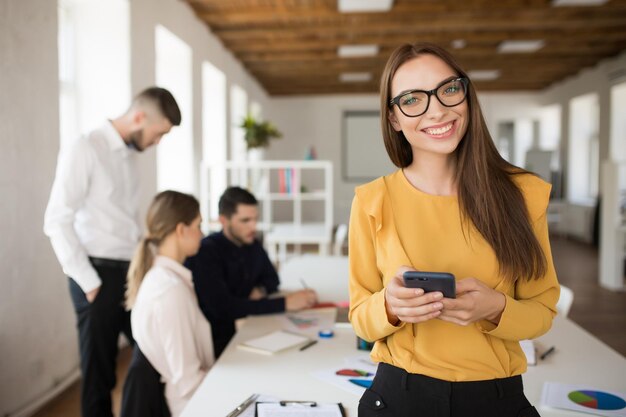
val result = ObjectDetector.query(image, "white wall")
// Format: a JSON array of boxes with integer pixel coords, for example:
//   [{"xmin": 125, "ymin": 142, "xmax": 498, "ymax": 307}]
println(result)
[
  {"xmin": 538, "ymin": 50, "xmax": 626, "ymax": 242},
  {"xmin": 0, "ymin": 0, "xmax": 268, "ymax": 415},
  {"xmin": 0, "ymin": 1, "xmax": 79, "ymax": 415},
  {"xmin": 539, "ymin": 50, "xmax": 626, "ymax": 197},
  {"xmin": 266, "ymin": 95, "xmax": 379, "ymax": 225},
  {"xmin": 265, "ymin": 92, "xmax": 543, "ymax": 224}
]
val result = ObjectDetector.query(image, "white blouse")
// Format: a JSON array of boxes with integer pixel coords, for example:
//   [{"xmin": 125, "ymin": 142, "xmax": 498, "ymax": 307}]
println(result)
[{"xmin": 131, "ymin": 255, "xmax": 215, "ymax": 417}]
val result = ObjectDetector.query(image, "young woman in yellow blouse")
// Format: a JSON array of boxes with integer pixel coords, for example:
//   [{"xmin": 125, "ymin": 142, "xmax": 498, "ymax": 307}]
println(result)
[{"xmin": 349, "ymin": 42, "xmax": 560, "ymax": 417}]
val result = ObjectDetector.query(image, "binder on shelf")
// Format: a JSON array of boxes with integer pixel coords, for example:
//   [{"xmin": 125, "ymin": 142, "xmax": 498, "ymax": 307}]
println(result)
[
  {"xmin": 285, "ymin": 168, "xmax": 294, "ymax": 194},
  {"xmin": 278, "ymin": 168, "xmax": 286, "ymax": 194}
]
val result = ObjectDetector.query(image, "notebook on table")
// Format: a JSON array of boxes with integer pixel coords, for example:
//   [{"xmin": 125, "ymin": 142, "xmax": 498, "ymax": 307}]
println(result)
[{"xmin": 238, "ymin": 330, "xmax": 311, "ymax": 355}]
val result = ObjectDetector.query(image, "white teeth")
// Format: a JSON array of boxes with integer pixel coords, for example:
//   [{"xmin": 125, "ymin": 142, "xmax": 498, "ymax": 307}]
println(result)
[{"xmin": 424, "ymin": 123, "xmax": 453, "ymax": 135}]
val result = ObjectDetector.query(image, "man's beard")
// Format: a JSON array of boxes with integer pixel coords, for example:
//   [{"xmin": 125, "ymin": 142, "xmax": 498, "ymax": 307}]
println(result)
[
  {"xmin": 226, "ymin": 224, "xmax": 251, "ymax": 246},
  {"xmin": 128, "ymin": 129, "xmax": 144, "ymax": 152}
]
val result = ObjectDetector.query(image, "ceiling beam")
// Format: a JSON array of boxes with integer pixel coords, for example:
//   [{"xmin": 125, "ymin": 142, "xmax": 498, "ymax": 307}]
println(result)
[
  {"xmin": 237, "ymin": 44, "xmax": 624, "ymax": 67},
  {"xmin": 222, "ymin": 31, "xmax": 626, "ymax": 54},
  {"xmin": 196, "ymin": 3, "xmax": 626, "ymax": 28},
  {"xmin": 235, "ymin": 38, "xmax": 626, "ymax": 62}
]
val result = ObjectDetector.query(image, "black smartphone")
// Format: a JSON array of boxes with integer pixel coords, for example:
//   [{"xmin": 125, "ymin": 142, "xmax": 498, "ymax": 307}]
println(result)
[{"xmin": 402, "ymin": 271, "xmax": 456, "ymax": 298}]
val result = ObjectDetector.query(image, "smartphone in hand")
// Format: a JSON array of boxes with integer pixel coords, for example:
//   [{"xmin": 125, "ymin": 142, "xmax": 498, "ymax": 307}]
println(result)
[{"xmin": 403, "ymin": 271, "xmax": 456, "ymax": 299}]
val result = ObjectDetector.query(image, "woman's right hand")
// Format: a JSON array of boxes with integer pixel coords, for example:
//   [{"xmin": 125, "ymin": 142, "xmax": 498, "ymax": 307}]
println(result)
[{"xmin": 384, "ymin": 266, "xmax": 444, "ymax": 325}]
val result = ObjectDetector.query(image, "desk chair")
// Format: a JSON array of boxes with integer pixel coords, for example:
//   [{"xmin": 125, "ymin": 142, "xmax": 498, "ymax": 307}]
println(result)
[
  {"xmin": 279, "ymin": 254, "xmax": 349, "ymax": 303},
  {"xmin": 121, "ymin": 344, "xmax": 171, "ymax": 417},
  {"xmin": 556, "ymin": 284, "xmax": 574, "ymax": 317}
]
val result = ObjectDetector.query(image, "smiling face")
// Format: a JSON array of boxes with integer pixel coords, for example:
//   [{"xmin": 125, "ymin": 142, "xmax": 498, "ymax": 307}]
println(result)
[{"xmin": 388, "ymin": 54, "xmax": 469, "ymax": 163}]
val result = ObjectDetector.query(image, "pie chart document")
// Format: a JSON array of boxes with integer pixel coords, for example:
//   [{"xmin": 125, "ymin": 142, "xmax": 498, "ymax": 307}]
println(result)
[{"xmin": 541, "ymin": 382, "xmax": 626, "ymax": 417}]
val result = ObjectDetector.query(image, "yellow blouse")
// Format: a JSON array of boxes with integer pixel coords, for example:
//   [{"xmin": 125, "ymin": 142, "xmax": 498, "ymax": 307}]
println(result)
[{"xmin": 348, "ymin": 170, "xmax": 559, "ymax": 381}]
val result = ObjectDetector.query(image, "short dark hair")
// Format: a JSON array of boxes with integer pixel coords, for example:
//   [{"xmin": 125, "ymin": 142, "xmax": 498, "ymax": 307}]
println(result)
[
  {"xmin": 133, "ymin": 87, "xmax": 182, "ymax": 126},
  {"xmin": 218, "ymin": 187, "xmax": 258, "ymax": 218}
]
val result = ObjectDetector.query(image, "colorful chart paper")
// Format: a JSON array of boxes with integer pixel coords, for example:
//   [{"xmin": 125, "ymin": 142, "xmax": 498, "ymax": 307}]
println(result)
[
  {"xmin": 541, "ymin": 382, "xmax": 626, "ymax": 417},
  {"xmin": 568, "ymin": 390, "xmax": 626, "ymax": 411},
  {"xmin": 349, "ymin": 379, "xmax": 373, "ymax": 389},
  {"xmin": 336, "ymin": 369, "xmax": 374, "ymax": 377}
]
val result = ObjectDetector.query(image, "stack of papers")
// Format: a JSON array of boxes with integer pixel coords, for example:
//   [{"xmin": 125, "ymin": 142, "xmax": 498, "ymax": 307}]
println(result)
[
  {"xmin": 238, "ymin": 330, "xmax": 311, "ymax": 355},
  {"xmin": 256, "ymin": 402, "xmax": 344, "ymax": 417}
]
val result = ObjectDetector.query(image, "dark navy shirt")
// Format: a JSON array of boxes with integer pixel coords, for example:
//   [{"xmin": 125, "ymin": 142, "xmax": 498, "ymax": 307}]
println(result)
[{"xmin": 185, "ymin": 231, "xmax": 285, "ymax": 357}]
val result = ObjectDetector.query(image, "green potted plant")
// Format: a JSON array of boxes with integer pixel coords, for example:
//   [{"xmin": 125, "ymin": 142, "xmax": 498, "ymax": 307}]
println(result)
[{"xmin": 240, "ymin": 114, "xmax": 283, "ymax": 149}]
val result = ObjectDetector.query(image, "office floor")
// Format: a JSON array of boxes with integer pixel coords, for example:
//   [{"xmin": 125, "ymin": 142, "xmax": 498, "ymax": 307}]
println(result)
[{"xmin": 31, "ymin": 236, "xmax": 625, "ymax": 417}]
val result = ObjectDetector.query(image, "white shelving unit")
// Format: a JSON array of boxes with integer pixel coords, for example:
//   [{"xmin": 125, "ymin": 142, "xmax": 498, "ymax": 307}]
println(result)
[
  {"xmin": 599, "ymin": 160, "xmax": 626, "ymax": 290},
  {"xmin": 200, "ymin": 160, "xmax": 333, "ymax": 263}
]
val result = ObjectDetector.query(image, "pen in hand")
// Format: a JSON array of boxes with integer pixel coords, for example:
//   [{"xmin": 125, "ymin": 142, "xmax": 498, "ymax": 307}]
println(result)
[
  {"xmin": 300, "ymin": 278, "xmax": 309, "ymax": 289},
  {"xmin": 540, "ymin": 346, "xmax": 556, "ymax": 360}
]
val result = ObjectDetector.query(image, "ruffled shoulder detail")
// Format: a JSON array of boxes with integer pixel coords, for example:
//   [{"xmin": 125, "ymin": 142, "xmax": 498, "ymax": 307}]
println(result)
[
  {"xmin": 512, "ymin": 173, "xmax": 552, "ymax": 221},
  {"xmin": 354, "ymin": 177, "xmax": 387, "ymax": 231}
]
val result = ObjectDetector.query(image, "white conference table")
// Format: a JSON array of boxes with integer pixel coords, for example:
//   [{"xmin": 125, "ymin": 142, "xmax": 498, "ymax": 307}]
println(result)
[{"xmin": 181, "ymin": 314, "xmax": 626, "ymax": 417}]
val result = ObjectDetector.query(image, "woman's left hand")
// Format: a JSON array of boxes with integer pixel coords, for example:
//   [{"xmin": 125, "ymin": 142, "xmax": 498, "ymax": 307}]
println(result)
[{"xmin": 438, "ymin": 278, "xmax": 506, "ymax": 326}]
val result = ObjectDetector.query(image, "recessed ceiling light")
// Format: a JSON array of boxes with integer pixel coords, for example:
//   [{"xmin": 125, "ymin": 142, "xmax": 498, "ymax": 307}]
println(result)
[
  {"xmin": 451, "ymin": 39, "xmax": 467, "ymax": 49},
  {"xmin": 498, "ymin": 40, "xmax": 545, "ymax": 53},
  {"xmin": 338, "ymin": 0, "xmax": 394, "ymax": 13},
  {"xmin": 338, "ymin": 44, "xmax": 379, "ymax": 58},
  {"xmin": 339, "ymin": 72, "xmax": 372, "ymax": 83},
  {"xmin": 552, "ymin": 0, "xmax": 608, "ymax": 6},
  {"xmin": 467, "ymin": 70, "xmax": 501, "ymax": 81}
]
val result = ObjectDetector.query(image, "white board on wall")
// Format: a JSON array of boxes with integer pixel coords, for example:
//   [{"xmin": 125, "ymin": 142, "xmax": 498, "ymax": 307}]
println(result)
[{"xmin": 342, "ymin": 111, "xmax": 396, "ymax": 181}]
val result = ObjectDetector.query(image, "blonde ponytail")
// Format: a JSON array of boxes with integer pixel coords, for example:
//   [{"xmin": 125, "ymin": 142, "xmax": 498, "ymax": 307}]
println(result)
[
  {"xmin": 125, "ymin": 190, "xmax": 200, "ymax": 310},
  {"xmin": 125, "ymin": 237, "xmax": 155, "ymax": 310}
]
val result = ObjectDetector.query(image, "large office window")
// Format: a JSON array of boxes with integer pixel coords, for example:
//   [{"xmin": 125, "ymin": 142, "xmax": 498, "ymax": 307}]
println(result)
[
  {"xmin": 538, "ymin": 104, "xmax": 562, "ymax": 194},
  {"xmin": 58, "ymin": 3, "xmax": 78, "ymax": 150},
  {"xmin": 539, "ymin": 104, "xmax": 562, "ymax": 152},
  {"xmin": 202, "ymin": 61, "xmax": 227, "ymax": 221},
  {"xmin": 155, "ymin": 25, "xmax": 193, "ymax": 193},
  {"xmin": 250, "ymin": 101, "xmax": 262, "ymax": 120},
  {"xmin": 230, "ymin": 84, "xmax": 248, "ymax": 163},
  {"xmin": 58, "ymin": 0, "xmax": 130, "ymax": 148},
  {"xmin": 568, "ymin": 93, "xmax": 599, "ymax": 204}
]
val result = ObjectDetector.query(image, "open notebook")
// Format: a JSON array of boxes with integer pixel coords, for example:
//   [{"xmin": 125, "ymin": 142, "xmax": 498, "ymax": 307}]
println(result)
[{"xmin": 238, "ymin": 330, "xmax": 311, "ymax": 355}]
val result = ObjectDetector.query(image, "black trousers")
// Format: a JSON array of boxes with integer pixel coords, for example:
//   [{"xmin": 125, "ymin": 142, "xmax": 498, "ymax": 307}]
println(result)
[
  {"xmin": 358, "ymin": 363, "xmax": 541, "ymax": 417},
  {"xmin": 68, "ymin": 257, "xmax": 134, "ymax": 417}
]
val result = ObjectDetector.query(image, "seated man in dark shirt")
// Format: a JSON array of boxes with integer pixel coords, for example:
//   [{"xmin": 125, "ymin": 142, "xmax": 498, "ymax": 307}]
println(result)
[{"xmin": 186, "ymin": 186, "xmax": 318, "ymax": 358}]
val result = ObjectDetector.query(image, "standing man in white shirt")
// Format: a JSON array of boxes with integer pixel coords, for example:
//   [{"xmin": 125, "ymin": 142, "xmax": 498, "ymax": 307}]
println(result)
[{"xmin": 44, "ymin": 87, "xmax": 181, "ymax": 417}]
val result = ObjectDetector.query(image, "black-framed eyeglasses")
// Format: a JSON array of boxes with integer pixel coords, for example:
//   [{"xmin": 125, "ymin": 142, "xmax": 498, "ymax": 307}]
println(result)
[{"xmin": 389, "ymin": 77, "xmax": 469, "ymax": 118}]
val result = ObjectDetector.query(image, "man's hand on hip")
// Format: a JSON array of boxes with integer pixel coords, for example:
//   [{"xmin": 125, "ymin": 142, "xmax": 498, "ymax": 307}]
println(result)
[{"xmin": 85, "ymin": 286, "xmax": 101, "ymax": 303}]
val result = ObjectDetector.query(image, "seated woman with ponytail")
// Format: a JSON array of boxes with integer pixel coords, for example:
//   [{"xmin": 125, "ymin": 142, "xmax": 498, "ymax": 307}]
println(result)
[{"xmin": 123, "ymin": 190, "xmax": 214, "ymax": 417}]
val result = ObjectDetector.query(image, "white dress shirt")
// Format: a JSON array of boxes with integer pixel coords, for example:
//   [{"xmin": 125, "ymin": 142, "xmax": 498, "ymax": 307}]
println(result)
[
  {"xmin": 132, "ymin": 256, "xmax": 215, "ymax": 417},
  {"xmin": 44, "ymin": 121, "xmax": 141, "ymax": 292}
]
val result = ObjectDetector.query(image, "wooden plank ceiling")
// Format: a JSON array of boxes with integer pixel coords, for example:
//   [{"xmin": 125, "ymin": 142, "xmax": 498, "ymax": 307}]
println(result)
[{"xmin": 184, "ymin": 0, "xmax": 626, "ymax": 96}]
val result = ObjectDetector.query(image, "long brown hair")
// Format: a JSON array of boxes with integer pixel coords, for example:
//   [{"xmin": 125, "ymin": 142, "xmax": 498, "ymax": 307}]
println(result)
[
  {"xmin": 380, "ymin": 42, "xmax": 546, "ymax": 284},
  {"xmin": 125, "ymin": 190, "xmax": 200, "ymax": 309}
]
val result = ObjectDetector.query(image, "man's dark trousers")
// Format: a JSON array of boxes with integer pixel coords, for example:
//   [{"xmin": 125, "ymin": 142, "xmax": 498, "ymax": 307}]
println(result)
[{"xmin": 68, "ymin": 258, "xmax": 134, "ymax": 417}]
